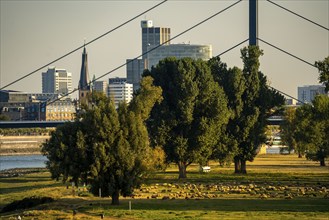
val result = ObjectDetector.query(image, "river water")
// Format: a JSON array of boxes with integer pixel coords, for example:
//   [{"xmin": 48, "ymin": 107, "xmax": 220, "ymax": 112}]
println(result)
[{"xmin": 0, "ymin": 155, "xmax": 47, "ymax": 171}]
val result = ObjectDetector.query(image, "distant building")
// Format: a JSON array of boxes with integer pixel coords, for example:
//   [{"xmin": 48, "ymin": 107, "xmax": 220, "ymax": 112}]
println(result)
[
  {"xmin": 42, "ymin": 67, "xmax": 72, "ymax": 95},
  {"xmin": 297, "ymin": 85, "xmax": 327, "ymax": 104},
  {"xmin": 147, "ymin": 44, "xmax": 212, "ymax": 69},
  {"xmin": 109, "ymin": 77, "xmax": 127, "ymax": 84},
  {"xmin": 285, "ymin": 98, "xmax": 297, "ymax": 106},
  {"xmin": 0, "ymin": 90, "xmax": 30, "ymax": 103},
  {"xmin": 108, "ymin": 82, "xmax": 133, "ymax": 108},
  {"xmin": 93, "ymin": 80, "xmax": 108, "ymax": 96},
  {"xmin": 141, "ymin": 20, "xmax": 171, "ymax": 61},
  {"xmin": 127, "ymin": 20, "xmax": 171, "ymax": 91},
  {"xmin": 40, "ymin": 100, "xmax": 75, "ymax": 121},
  {"xmin": 126, "ymin": 59, "xmax": 145, "ymax": 91},
  {"xmin": 0, "ymin": 90, "xmax": 75, "ymax": 121}
]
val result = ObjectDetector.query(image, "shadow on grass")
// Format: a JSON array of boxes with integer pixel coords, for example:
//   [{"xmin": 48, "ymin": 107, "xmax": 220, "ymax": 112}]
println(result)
[
  {"xmin": 0, "ymin": 176, "xmax": 51, "ymax": 184},
  {"xmin": 72, "ymin": 198, "xmax": 329, "ymax": 213},
  {"xmin": 0, "ymin": 182, "xmax": 62, "ymax": 194}
]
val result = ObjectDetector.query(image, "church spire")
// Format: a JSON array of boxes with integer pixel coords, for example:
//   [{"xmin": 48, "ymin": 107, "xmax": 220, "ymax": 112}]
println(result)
[
  {"xmin": 79, "ymin": 45, "xmax": 90, "ymax": 90},
  {"xmin": 79, "ymin": 45, "xmax": 91, "ymax": 105}
]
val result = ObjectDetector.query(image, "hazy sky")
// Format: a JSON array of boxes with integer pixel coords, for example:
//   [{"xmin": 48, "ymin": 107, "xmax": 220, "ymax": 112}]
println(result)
[{"xmin": 1, "ymin": 0, "xmax": 328, "ymax": 99}]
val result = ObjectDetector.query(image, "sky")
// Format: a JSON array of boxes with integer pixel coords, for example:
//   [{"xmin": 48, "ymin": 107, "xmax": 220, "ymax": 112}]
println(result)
[{"xmin": 1, "ymin": 0, "xmax": 328, "ymax": 99}]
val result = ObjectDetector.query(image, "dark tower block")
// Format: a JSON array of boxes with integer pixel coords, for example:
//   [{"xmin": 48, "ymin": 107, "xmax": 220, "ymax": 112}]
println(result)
[
  {"xmin": 249, "ymin": 0, "xmax": 258, "ymax": 46},
  {"xmin": 79, "ymin": 47, "xmax": 91, "ymax": 105}
]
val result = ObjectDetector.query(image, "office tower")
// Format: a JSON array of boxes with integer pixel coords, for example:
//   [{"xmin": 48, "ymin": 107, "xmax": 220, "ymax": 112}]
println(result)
[
  {"xmin": 141, "ymin": 20, "xmax": 171, "ymax": 60},
  {"xmin": 126, "ymin": 59, "xmax": 144, "ymax": 91},
  {"xmin": 42, "ymin": 67, "xmax": 72, "ymax": 95},
  {"xmin": 297, "ymin": 85, "xmax": 327, "ymax": 104},
  {"xmin": 147, "ymin": 43, "xmax": 212, "ymax": 69},
  {"xmin": 93, "ymin": 80, "xmax": 108, "ymax": 96},
  {"xmin": 127, "ymin": 20, "xmax": 171, "ymax": 91},
  {"xmin": 108, "ymin": 81, "xmax": 133, "ymax": 108}
]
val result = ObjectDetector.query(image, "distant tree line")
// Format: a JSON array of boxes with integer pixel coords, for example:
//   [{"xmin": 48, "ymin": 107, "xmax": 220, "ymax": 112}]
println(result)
[{"xmin": 0, "ymin": 128, "xmax": 51, "ymax": 136}]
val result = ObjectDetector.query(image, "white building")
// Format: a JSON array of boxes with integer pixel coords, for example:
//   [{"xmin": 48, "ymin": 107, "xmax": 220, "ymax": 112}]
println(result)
[
  {"xmin": 108, "ymin": 82, "xmax": 133, "ymax": 108},
  {"xmin": 297, "ymin": 85, "xmax": 327, "ymax": 104},
  {"xmin": 42, "ymin": 67, "xmax": 72, "ymax": 95},
  {"xmin": 93, "ymin": 80, "xmax": 108, "ymax": 96},
  {"xmin": 147, "ymin": 44, "xmax": 212, "ymax": 69},
  {"xmin": 285, "ymin": 98, "xmax": 297, "ymax": 106}
]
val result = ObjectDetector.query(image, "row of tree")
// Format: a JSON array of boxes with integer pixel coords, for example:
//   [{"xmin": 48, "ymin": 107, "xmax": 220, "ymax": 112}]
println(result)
[
  {"xmin": 146, "ymin": 46, "xmax": 284, "ymax": 177},
  {"xmin": 42, "ymin": 46, "xmax": 285, "ymax": 204},
  {"xmin": 281, "ymin": 56, "xmax": 329, "ymax": 166}
]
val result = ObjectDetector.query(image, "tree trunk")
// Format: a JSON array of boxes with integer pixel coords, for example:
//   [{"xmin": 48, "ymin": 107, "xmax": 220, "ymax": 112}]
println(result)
[
  {"xmin": 240, "ymin": 160, "xmax": 247, "ymax": 174},
  {"xmin": 234, "ymin": 158, "xmax": 241, "ymax": 174},
  {"xmin": 111, "ymin": 190, "xmax": 120, "ymax": 205},
  {"xmin": 320, "ymin": 158, "xmax": 326, "ymax": 166},
  {"xmin": 298, "ymin": 152, "xmax": 302, "ymax": 158},
  {"xmin": 178, "ymin": 162, "xmax": 187, "ymax": 179}
]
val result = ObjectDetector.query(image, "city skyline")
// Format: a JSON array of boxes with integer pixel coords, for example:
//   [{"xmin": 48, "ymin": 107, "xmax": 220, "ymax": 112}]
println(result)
[{"xmin": 1, "ymin": 0, "xmax": 328, "ymax": 99}]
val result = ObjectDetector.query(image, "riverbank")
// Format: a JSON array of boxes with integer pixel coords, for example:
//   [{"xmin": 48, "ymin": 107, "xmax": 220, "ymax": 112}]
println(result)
[
  {"xmin": 0, "ymin": 136, "xmax": 48, "ymax": 156},
  {"xmin": 0, "ymin": 168, "xmax": 47, "ymax": 178}
]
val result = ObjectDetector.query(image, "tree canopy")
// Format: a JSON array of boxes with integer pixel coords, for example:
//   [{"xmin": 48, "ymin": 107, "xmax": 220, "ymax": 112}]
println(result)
[
  {"xmin": 293, "ymin": 95, "xmax": 329, "ymax": 166},
  {"xmin": 315, "ymin": 56, "xmax": 329, "ymax": 92},
  {"xmin": 146, "ymin": 57, "xmax": 231, "ymax": 178},
  {"xmin": 209, "ymin": 46, "xmax": 285, "ymax": 173},
  {"xmin": 42, "ymin": 76, "xmax": 162, "ymax": 205}
]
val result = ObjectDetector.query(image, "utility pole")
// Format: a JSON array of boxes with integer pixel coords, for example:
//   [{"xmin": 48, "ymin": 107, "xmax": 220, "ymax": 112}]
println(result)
[{"xmin": 249, "ymin": 0, "xmax": 258, "ymax": 46}]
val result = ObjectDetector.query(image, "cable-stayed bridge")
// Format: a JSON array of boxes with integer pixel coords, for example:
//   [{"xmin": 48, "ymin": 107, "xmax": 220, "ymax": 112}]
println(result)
[{"xmin": 0, "ymin": 0, "xmax": 327, "ymax": 129}]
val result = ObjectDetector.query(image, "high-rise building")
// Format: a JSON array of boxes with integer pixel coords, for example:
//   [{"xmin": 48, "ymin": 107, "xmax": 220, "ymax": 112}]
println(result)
[
  {"xmin": 141, "ymin": 20, "xmax": 171, "ymax": 60},
  {"xmin": 42, "ymin": 67, "xmax": 72, "ymax": 95},
  {"xmin": 147, "ymin": 44, "xmax": 212, "ymax": 69},
  {"xmin": 127, "ymin": 20, "xmax": 171, "ymax": 91},
  {"xmin": 93, "ymin": 80, "xmax": 108, "ymax": 96},
  {"xmin": 108, "ymin": 81, "xmax": 133, "ymax": 108},
  {"xmin": 297, "ymin": 85, "xmax": 327, "ymax": 104},
  {"xmin": 126, "ymin": 59, "xmax": 144, "ymax": 91}
]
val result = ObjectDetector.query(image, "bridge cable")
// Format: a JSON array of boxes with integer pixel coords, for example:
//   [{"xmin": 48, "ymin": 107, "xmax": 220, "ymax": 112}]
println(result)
[
  {"xmin": 213, "ymin": 38, "xmax": 306, "ymax": 104},
  {"xmin": 0, "ymin": 0, "xmax": 168, "ymax": 90},
  {"xmin": 268, "ymin": 85, "xmax": 305, "ymax": 105},
  {"xmin": 257, "ymin": 38, "xmax": 317, "ymax": 68},
  {"xmin": 45, "ymin": 0, "xmax": 243, "ymax": 106},
  {"xmin": 266, "ymin": 0, "xmax": 329, "ymax": 32},
  {"xmin": 215, "ymin": 38, "xmax": 249, "ymax": 57}
]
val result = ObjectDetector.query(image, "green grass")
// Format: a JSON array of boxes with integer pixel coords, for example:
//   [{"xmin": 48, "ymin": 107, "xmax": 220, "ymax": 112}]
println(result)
[{"xmin": 1, "ymin": 154, "xmax": 329, "ymax": 219}]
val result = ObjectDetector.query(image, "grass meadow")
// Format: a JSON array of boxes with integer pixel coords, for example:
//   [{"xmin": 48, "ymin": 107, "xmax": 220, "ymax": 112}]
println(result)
[{"xmin": 0, "ymin": 154, "xmax": 328, "ymax": 219}]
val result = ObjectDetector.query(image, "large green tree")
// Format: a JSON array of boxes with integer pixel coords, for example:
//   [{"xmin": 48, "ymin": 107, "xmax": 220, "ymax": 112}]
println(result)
[
  {"xmin": 147, "ymin": 57, "xmax": 231, "ymax": 178},
  {"xmin": 294, "ymin": 95, "xmax": 329, "ymax": 166},
  {"xmin": 315, "ymin": 56, "xmax": 329, "ymax": 92},
  {"xmin": 42, "ymin": 77, "xmax": 162, "ymax": 205},
  {"xmin": 42, "ymin": 121, "xmax": 89, "ymax": 185},
  {"xmin": 280, "ymin": 107, "xmax": 298, "ymax": 155},
  {"xmin": 209, "ymin": 46, "xmax": 284, "ymax": 174}
]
